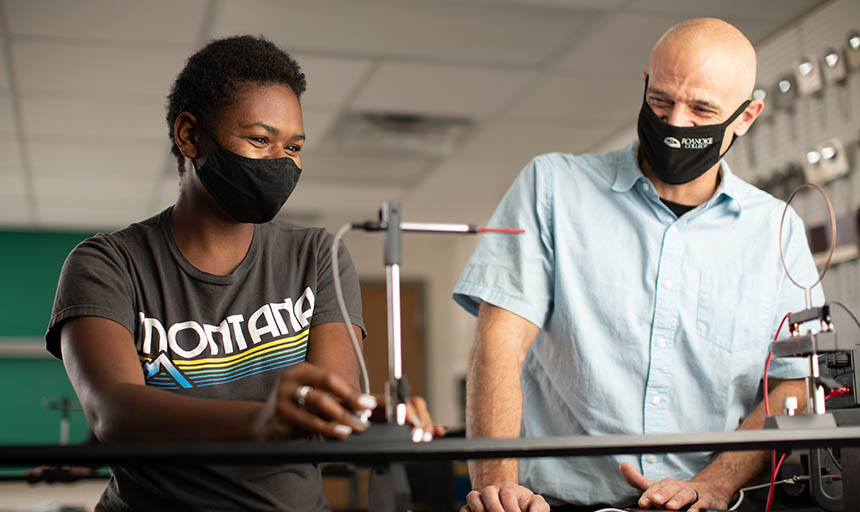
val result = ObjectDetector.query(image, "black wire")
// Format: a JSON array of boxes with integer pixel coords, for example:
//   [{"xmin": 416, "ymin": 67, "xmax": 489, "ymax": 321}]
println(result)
[
  {"xmin": 830, "ymin": 300, "xmax": 860, "ymax": 330},
  {"xmin": 825, "ymin": 446, "xmax": 842, "ymax": 471}
]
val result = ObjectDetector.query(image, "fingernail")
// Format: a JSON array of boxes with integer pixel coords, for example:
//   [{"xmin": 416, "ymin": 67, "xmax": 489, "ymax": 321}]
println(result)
[
  {"xmin": 352, "ymin": 413, "xmax": 370, "ymax": 428},
  {"xmin": 639, "ymin": 497, "xmax": 650, "ymax": 507},
  {"xmin": 334, "ymin": 424, "xmax": 352, "ymax": 437},
  {"xmin": 422, "ymin": 431, "xmax": 432, "ymax": 442},
  {"xmin": 358, "ymin": 394, "xmax": 377, "ymax": 410},
  {"xmin": 412, "ymin": 428, "xmax": 424, "ymax": 443}
]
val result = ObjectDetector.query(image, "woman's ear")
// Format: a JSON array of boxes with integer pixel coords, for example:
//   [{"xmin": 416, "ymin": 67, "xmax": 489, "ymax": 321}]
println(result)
[{"xmin": 174, "ymin": 112, "xmax": 203, "ymax": 159}]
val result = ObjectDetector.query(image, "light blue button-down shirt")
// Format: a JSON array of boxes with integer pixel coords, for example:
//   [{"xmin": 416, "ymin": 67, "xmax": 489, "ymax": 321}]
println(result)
[{"xmin": 453, "ymin": 141, "xmax": 821, "ymax": 506}]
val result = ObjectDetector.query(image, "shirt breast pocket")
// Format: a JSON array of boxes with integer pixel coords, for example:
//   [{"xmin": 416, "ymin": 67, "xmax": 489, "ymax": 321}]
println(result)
[{"xmin": 696, "ymin": 271, "xmax": 775, "ymax": 353}]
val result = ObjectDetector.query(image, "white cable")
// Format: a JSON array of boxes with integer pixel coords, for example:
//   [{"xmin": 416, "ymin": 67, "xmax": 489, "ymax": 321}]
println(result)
[
  {"xmin": 728, "ymin": 475, "xmax": 810, "ymax": 510},
  {"xmin": 332, "ymin": 223, "xmax": 370, "ymax": 395}
]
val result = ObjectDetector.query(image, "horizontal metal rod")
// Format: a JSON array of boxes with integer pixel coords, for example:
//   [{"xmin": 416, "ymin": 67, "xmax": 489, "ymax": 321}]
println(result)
[{"xmin": 4, "ymin": 427, "xmax": 860, "ymax": 467}]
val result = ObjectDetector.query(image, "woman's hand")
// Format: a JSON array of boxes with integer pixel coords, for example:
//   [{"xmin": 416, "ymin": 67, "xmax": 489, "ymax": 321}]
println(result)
[
  {"xmin": 368, "ymin": 393, "xmax": 447, "ymax": 442},
  {"xmin": 254, "ymin": 362, "xmax": 378, "ymax": 440}
]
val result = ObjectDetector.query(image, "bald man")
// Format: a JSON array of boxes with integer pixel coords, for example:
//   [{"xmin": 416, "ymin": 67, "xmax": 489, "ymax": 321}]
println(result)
[{"xmin": 453, "ymin": 18, "xmax": 821, "ymax": 512}]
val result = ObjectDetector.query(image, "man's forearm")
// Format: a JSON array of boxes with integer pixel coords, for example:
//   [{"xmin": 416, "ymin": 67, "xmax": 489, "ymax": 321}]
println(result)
[
  {"xmin": 466, "ymin": 304, "xmax": 540, "ymax": 488},
  {"xmin": 466, "ymin": 339, "xmax": 524, "ymax": 487},
  {"xmin": 692, "ymin": 379, "xmax": 808, "ymax": 498}
]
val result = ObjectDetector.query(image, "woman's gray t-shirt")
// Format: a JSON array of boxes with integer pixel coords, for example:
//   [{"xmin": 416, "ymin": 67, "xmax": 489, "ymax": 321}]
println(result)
[{"xmin": 46, "ymin": 207, "xmax": 365, "ymax": 511}]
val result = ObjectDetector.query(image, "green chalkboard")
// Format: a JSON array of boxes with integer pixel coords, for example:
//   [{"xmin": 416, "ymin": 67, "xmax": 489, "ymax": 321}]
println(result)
[
  {"xmin": 0, "ymin": 231, "xmax": 94, "ymax": 338},
  {"xmin": 0, "ymin": 358, "xmax": 91, "ymax": 444},
  {"xmin": 0, "ymin": 231, "xmax": 95, "ymax": 444}
]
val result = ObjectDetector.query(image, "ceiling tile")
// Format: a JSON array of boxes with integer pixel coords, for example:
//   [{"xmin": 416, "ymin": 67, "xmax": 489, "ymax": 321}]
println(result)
[
  {"xmin": 28, "ymin": 140, "xmax": 167, "ymax": 177},
  {"xmin": 504, "ymin": 74, "xmax": 642, "ymax": 123},
  {"xmin": 403, "ymin": 158, "xmax": 510, "ymax": 225},
  {"xmin": 553, "ymin": 12, "xmax": 686, "ymax": 77},
  {"xmin": 0, "ymin": 198, "xmax": 34, "ymax": 226},
  {"xmin": 0, "ymin": 93, "xmax": 15, "ymax": 133},
  {"xmin": 35, "ymin": 200, "xmax": 149, "ymax": 230},
  {"xmin": 0, "ymin": 39, "xmax": 8, "ymax": 89},
  {"xmin": 32, "ymin": 173, "xmax": 156, "ymax": 204},
  {"xmin": 294, "ymin": 55, "xmax": 373, "ymax": 108},
  {"xmin": 457, "ymin": 118, "xmax": 608, "ymax": 164},
  {"xmin": 284, "ymin": 181, "xmax": 407, "ymax": 216},
  {"xmin": 212, "ymin": 0, "xmax": 590, "ymax": 65},
  {"xmin": 12, "ymin": 40, "xmax": 187, "ymax": 98},
  {"xmin": 156, "ymin": 175, "xmax": 180, "ymax": 212},
  {"xmin": 0, "ymin": 169, "xmax": 27, "ymax": 197},
  {"xmin": 351, "ymin": 62, "xmax": 537, "ymax": 119},
  {"xmin": 0, "ymin": 136, "xmax": 22, "ymax": 169},
  {"xmin": 301, "ymin": 154, "xmax": 430, "ymax": 184},
  {"xmin": 300, "ymin": 108, "xmax": 339, "ymax": 154},
  {"xmin": 452, "ymin": 0, "xmax": 626, "ymax": 7},
  {"xmin": 5, "ymin": 0, "xmax": 207, "ymax": 45},
  {"xmin": 626, "ymin": 0, "xmax": 825, "ymax": 25},
  {"xmin": 19, "ymin": 96, "xmax": 166, "ymax": 140}
]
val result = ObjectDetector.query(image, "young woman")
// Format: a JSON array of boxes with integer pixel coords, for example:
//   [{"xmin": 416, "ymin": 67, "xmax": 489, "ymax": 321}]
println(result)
[{"xmin": 47, "ymin": 35, "xmax": 436, "ymax": 511}]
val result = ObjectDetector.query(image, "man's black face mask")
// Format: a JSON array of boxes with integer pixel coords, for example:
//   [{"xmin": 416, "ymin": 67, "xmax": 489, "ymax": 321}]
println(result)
[
  {"xmin": 637, "ymin": 76, "xmax": 750, "ymax": 185},
  {"xmin": 194, "ymin": 143, "xmax": 302, "ymax": 224}
]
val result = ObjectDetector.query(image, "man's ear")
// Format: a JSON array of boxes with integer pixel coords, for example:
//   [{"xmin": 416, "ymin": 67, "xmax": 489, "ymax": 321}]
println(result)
[
  {"xmin": 173, "ymin": 112, "xmax": 203, "ymax": 159},
  {"xmin": 732, "ymin": 99, "xmax": 764, "ymax": 137}
]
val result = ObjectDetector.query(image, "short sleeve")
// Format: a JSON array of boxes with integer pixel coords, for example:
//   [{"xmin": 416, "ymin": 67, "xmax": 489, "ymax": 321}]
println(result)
[
  {"xmin": 453, "ymin": 157, "xmax": 555, "ymax": 328},
  {"xmin": 768, "ymin": 205, "xmax": 824, "ymax": 379},
  {"xmin": 45, "ymin": 236, "xmax": 136, "ymax": 359},
  {"xmin": 311, "ymin": 232, "xmax": 366, "ymax": 338}
]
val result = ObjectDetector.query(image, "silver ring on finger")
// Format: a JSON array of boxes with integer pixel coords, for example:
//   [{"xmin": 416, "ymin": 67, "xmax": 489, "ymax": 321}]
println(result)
[{"xmin": 294, "ymin": 385, "xmax": 313, "ymax": 406}]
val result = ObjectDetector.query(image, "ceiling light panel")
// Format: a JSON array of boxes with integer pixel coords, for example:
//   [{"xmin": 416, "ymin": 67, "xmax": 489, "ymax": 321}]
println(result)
[
  {"xmin": 351, "ymin": 62, "xmax": 537, "ymax": 119},
  {"xmin": 213, "ymin": 0, "xmax": 590, "ymax": 65}
]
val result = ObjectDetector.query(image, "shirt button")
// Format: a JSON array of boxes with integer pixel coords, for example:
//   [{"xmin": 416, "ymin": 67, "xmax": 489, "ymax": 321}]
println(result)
[
  {"xmin": 647, "ymin": 455, "xmax": 657, "ymax": 463},
  {"xmin": 657, "ymin": 338, "xmax": 666, "ymax": 348},
  {"xmin": 651, "ymin": 396, "xmax": 661, "ymax": 405},
  {"xmin": 642, "ymin": 183, "xmax": 650, "ymax": 192},
  {"xmin": 664, "ymin": 280, "xmax": 673, "ymax": 289}
]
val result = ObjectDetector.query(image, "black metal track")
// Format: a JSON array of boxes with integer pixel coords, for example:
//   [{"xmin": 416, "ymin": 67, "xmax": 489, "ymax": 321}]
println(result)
[{"xmin": 4, "ymin": 427, "xmax": 860, "ymax": 467}]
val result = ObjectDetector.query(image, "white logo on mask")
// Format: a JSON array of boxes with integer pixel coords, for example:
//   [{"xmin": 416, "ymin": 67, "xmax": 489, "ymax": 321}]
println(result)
[{"xmin": 663, "ymin": 137, "xmax": 681, "ymax": 148}]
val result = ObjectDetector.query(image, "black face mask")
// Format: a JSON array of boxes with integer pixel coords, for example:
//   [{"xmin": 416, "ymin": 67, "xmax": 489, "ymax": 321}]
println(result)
[
  {"xmin": 193, "ymin": 144, "xmax": 302, "ymax": 224},
  {"xmin": 637, "ymin": 78, "xmax": 750, "ymax": 185}
]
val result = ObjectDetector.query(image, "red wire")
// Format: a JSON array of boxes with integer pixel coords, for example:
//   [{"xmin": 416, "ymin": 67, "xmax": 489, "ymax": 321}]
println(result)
[
  {"xmin": 477, "ymin": 227, "xmax": 525, "ymax": 234},
  {"xmin": 765, "ymin": 312, "xmax": 791, "ymax": 416},
  {"xmin": 765, "ymin": 452, "xmax": 787, "ymax": 512},
  {"xmin": 763, "ymin": 313, "xmax": 790, "ymax": 512}
]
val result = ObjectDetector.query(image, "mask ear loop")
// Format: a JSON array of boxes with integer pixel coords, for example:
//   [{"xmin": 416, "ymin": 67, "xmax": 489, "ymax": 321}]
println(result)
[{"xmin": 778, "ymin": 183, "xmax": 836, "ymax": 308}]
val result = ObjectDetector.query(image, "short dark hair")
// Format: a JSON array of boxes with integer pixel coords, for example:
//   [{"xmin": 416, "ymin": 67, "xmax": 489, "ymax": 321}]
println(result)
[{"xmin": 166, "ymin": 35, "xmax": 307, "ymax": 173}]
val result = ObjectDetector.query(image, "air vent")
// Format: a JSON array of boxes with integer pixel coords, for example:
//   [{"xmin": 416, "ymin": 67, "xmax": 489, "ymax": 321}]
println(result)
[{"xmin": 323, "ymin": 111, "xmax": 472, "ymax": 158}]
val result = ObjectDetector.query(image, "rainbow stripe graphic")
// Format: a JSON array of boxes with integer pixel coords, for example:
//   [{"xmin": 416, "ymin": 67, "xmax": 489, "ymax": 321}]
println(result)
[{"xmin": 140, "ymin": 329, "xmax": 309, "ymax": 389}]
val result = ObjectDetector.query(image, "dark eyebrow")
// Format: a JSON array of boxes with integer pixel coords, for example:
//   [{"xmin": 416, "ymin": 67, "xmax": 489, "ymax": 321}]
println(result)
[
  {"xmin": 647, "ymin": 87, "xmax": 721, "ymax": 112},
  {"xmin": 241, "ymin": 122, "xmax": 305, "ymax": 141}
]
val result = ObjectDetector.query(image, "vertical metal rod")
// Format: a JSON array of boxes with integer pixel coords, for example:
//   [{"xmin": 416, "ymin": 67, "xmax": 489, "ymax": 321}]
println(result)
[
  {"xmin": 808, "ymin": 354, "xmax": 826, "ymax": 415},
  {"xmin": 386, "ymin": 264, "xmax": 406, "ymax": 425},
  {"xmin": 382, "ymin": 202, "xmax": 406, "ymax": 425}
]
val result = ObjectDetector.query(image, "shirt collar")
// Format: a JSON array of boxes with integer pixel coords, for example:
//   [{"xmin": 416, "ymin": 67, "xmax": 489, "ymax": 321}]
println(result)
[{"xmin": 612, "ymin": 140, "xmax": 743, "ymax": 216}]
